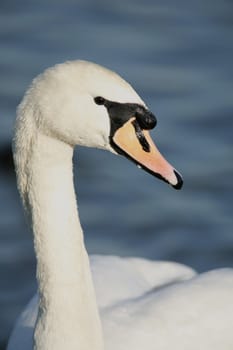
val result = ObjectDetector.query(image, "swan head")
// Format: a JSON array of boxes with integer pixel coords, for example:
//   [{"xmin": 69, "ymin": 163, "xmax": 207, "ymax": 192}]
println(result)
[{"xmin": 18, "ymin": 60, "xmax": 183, "ymax": 189}]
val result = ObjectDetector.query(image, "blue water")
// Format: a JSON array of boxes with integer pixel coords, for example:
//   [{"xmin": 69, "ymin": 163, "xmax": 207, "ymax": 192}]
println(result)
[{"xmin": 0, "ymin": 0, "xmax": 233, "ymax": 347}]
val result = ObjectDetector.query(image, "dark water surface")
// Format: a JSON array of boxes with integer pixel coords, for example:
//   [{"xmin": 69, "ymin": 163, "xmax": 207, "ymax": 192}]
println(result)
[{"xmin": 0, "ymin": 0, "xmax": 233, "ymax": 347}]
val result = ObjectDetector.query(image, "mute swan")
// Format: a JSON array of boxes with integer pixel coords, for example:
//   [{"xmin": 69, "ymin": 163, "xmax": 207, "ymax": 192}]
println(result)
[{"xmin": 7, "ymin": 60, "xmax": 233, "ymax": 350}]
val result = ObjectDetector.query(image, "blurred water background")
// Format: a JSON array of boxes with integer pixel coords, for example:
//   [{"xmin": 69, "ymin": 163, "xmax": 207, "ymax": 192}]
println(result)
[{"xmin": 0, "ymin": 0, "xmax": 233, "ymax": 348}]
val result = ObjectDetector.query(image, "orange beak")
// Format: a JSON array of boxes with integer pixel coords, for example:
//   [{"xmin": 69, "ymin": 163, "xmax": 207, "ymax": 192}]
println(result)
[{"xmin": 111, "ymin": 117, "xmax": 183, "ymax": 189}]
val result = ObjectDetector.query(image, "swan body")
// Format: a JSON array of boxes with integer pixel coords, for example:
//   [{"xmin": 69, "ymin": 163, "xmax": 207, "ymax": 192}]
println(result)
[{"xmin": 7, "ymin": 61, "xmax": 233, "ymax": 350}]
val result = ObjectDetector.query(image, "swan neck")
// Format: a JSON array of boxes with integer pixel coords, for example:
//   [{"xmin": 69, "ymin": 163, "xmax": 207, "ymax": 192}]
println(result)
[{"xmin": 15, "ymin": 132, "xmax": 103, "ymax": 350}]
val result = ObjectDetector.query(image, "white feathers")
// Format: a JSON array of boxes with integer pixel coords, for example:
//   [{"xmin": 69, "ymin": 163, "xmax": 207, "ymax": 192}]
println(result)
[{"xmin": 8, "ymin": 61, "xmax": 233, "ymax": 350}]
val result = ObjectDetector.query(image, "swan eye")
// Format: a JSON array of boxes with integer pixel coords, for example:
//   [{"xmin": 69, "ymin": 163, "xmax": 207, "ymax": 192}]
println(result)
[{"xmin": 94, "ymin": 96, "xmax": 105, "ymax": 105}]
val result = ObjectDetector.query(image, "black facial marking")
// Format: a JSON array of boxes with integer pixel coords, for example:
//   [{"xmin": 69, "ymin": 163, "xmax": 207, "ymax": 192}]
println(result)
[
  {"xmin": 94, "ymin": 96, "xmax": 157, "ymax": 138},
  {"xmin": 105, "ymin": 100, "xmax": 138, "ymax": 137}
]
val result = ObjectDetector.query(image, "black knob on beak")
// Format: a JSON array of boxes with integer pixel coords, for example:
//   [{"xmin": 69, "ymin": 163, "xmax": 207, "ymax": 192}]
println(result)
[{"xmin": 135, "ymin": 109, "xmax": 157, "ymax": 130}]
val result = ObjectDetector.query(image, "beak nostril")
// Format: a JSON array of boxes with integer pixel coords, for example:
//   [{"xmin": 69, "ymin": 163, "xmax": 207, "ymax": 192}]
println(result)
[{"xmin": 132, "ymin": 120, "xmax": 150, "ymax": 152}]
